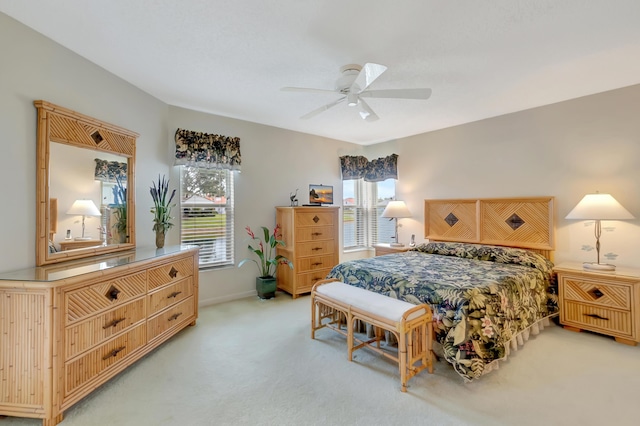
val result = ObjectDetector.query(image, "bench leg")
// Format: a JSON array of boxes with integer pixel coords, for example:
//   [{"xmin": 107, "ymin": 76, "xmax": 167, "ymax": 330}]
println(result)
[{"xmin": 347, "ymin": 311, "xmax": 355, "ymax": 361}]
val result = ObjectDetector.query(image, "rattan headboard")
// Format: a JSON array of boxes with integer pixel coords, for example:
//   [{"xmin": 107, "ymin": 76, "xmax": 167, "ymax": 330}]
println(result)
[{"xmin": 424, "ymin": 197, "xmax": 555, "ymax": 260}]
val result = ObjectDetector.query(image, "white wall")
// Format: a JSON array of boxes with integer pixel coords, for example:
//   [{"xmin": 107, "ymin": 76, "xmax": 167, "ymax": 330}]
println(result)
[{"xmin": 369, "ymin": 86, "xmax": 640, "ymax": 268}]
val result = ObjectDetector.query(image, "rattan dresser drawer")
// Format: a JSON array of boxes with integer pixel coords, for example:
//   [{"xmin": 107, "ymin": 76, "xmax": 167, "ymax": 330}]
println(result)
[
  {"xmin": 147, "ymin": 257, "xmax": 194, "ymax": 291},
  {"xmin": 65, "ymin": 297, "xmax": 146, "ymax": 360},
  {"xmin": 148, "ymin": 277, "xmax": 194, "ymax": 316},
  {"xmin": 296, "ymin": 268, "xmax": 333, "ymax": 294},
  {"xmin": 295, "ymin": 254, "xmax": 336, "ymax": 273},
  {"xmin": 563, "ymin": 300, "xmax": 633, "ymax": 338},
  {"xmin": 294, "ymin": 225, "xmax": 334, "ymax": 243},
  {"xmin": 65, "ymin": 271, "xmax": 147, "ymax": 324},
  {"xmin": 148, "ymin": 296, "xmax": 195, "ymax": 342},
  {"xmin": 295, "ymin": 211, "xmax": 335, "ymax": 227},
  {"xmin": 65, "ymin": 323, "xmax": 146, "ymax": 397},
  {"xmin": 296, "ymin": 240, "xmax": 335, "ymax": 257}
]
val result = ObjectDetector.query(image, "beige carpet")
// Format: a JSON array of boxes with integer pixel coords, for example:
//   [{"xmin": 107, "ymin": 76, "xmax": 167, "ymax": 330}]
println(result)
[{"xmin": 3, "ymin": 292, "xmax": 639, "ymax": 426}]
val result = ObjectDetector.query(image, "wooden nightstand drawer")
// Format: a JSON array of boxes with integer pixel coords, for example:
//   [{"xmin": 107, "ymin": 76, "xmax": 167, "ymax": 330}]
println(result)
[
  {"xmin": 563, "ymin": 300, "xmax": 633, "ymax": 338},
  {"xmin": 561, "ymin": 276, "xmax": 631, "ymax": 310}
]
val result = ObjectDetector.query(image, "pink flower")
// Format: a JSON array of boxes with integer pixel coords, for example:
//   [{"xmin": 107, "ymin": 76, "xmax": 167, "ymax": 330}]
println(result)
[
  {"xmin": 481, "ymin": 316, "xmax": 492, "ymax": 328},
  {"xmin": 245, "ymin": 226, "xmax": 255, "ymax": 239},
  {"xmin": 482, "ymin": 326, "xmax": 494, "ymax": 338}
]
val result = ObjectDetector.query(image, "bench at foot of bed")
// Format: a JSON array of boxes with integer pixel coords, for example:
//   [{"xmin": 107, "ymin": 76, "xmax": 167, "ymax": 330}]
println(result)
[{"xmin": 311, "ymin": 278, "xmax": 434, "ymax": 392}]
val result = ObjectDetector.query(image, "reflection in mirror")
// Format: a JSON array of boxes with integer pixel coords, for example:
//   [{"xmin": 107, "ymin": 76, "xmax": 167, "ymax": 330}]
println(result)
[
  {"xmin": 49, "ymin": 143, "xmax": 128, "ymax": 251},
  {"xmin": 35, "ymin": 100, "xmax": 138, "ymax": 266}
]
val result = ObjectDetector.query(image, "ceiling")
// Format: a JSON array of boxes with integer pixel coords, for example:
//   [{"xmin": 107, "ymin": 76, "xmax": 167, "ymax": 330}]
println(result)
[{"xmin": 2, "ymin": 1, "xmax": 640, "ymax": 145}]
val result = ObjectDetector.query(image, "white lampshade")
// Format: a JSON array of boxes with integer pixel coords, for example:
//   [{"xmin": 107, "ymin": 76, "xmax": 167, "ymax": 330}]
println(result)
[
  {"xmin": 66, "ymin": 199, "xmax": 102, "ymax": 216},
  {"xmin": 565, "ymin": 193, "xmax": 634, "ymax": 220},
  {"xmin": 381, "ymin": 200, "xmax": 412, "ymax": 219}
]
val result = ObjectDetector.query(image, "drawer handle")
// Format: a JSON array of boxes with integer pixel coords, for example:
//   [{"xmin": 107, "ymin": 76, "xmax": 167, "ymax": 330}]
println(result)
[
  {"xmin": 584, "ymin": 313, "xmax": 609, "ymax": 321},
  {"xmin": 103, "ymin": 317, "xmax": 126, "ymax": 329},
  {"xmin": 312, "ymin": 262, "xmax": 323, "ymax": 267},
  {"xmin": 312, "ymin": 247, "xmax": 322, "ymax": 251},
  {"xmin": 102, "ymin": 346, "xmax": 126, "ymax": 360},
  {"xmin": 168, "ymin": 312, "xmax": 183, "ymax": 322},
  {"xmin": 167, "ymin": 291, "xmax": 183, "ymax": 299},
  {"xmin": 311, "ymin": 232, "xmax": 323, "ymax": 237}
]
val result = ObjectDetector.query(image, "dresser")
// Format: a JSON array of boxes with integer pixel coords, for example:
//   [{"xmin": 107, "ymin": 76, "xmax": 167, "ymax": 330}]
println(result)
[
  {"xmin": 275, "ymin": 206, "xmax": 340, "ymax": 298},
  {"xmin": 0, "ymin": 245, "xmax": 199, "ymax": 425},
  {"xmin": 555, "ymin": 262, "xmax": 640, "ymax": 346}
]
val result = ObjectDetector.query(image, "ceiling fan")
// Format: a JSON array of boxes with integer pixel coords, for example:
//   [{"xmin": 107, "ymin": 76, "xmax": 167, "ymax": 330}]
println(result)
[{"xmin": 281, "ymin": 63, "xmax": 432, "ymax": 121}]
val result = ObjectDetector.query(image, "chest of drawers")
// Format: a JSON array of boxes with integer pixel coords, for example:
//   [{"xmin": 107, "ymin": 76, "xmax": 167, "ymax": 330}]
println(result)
[
  {"xmin": 0, "ymin": 245, "xmax": 199, "ymax": 425},
  {"xmin": 555, "ymin": 262, "xmax": 640, "ymax": 346},
  {"xmin": 275, "ymin": 206, "xmax": 340, "ymax": 298}
]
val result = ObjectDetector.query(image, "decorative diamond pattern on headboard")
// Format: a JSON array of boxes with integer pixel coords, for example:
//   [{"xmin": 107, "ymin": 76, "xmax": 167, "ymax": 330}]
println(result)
[{"xmin": 425, "ymin": 197, "xmax": 555, "ymax": 251}]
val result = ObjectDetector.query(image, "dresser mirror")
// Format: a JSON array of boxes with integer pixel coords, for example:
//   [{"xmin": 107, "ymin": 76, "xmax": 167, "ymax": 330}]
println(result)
[{"xmin": 35, "ymin": 100, "xmax": 138, "ymax": 266}]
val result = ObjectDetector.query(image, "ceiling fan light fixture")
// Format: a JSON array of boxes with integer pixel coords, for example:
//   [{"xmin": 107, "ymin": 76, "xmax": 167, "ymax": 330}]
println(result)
[{"xmin": 347, "ymin": 93, "xmax": 359, "ymax": 107}]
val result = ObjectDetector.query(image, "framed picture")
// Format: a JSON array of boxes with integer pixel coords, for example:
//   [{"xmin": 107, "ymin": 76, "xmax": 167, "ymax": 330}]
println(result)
[{"xmin": 309, "ymin": 184, "xmax": 333, "ymax": 205}]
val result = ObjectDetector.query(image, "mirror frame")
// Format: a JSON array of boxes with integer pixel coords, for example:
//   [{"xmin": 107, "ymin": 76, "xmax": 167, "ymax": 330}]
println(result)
[{"xmin": 35, "ymin": 100, "xmax": 138, "ymax": 266}]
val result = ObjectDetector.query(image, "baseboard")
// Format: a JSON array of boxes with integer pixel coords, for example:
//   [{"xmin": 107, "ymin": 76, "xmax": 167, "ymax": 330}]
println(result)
[{"xmin": 198, "ymin": 290, "xmax": 256, "ymax": 307}]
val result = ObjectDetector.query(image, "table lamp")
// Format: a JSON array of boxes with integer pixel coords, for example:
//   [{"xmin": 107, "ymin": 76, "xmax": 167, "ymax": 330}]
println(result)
[
  {"xmin": 381, "ymin": 200, "xmax": 412, "ymax": 247},
  {"xmin": 67, "ymin": 199, "xmax": 101, "ymax": 240},
  {"xmin": 565, "ymin": 192, "xmax": 634, "ymax": 271}
]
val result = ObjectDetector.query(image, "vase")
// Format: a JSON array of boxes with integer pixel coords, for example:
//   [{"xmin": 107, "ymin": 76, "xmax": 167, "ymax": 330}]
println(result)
[
  {"xmin": 256, "ymin": 276, "xmax": 277, "ymax": 299},
  {"xmin": 155, "ymin": 230, "xmax": 165, "ymax": 249}
]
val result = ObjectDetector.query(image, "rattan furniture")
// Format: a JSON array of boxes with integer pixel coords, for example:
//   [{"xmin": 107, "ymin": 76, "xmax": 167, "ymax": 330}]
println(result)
[
  {"xmin": 275, "ymin": 206, "xmax": 340, "ymax": 298},
  {"xmin": 0, "ymin": 245, "xmax": 199, "ymax": 425},
  {"xmin": 555, "ymin": 262, "xmax": 640, "ymax": 346},
  {"xmin": 311, "ymin": 278, "xmax": 433, "ymax": 392}
]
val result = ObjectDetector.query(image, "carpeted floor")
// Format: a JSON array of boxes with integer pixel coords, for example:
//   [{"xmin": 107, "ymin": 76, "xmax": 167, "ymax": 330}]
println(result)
[{"xmin": 2, "ymin": 292, "xmax": 639, "ymax": 426}]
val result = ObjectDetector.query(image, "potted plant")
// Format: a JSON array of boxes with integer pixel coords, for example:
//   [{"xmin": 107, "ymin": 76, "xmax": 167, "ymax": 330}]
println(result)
[
  {"xmin": 150, "ymin": 175, "xmax": 176, "ymax": 249},
  {"xmin": 111, "ymin": 177, "xmax": 128, "ymax": 243},
  {"xmin": 239, "ymin": 225, "xmax": 293, "ymax": 299}
]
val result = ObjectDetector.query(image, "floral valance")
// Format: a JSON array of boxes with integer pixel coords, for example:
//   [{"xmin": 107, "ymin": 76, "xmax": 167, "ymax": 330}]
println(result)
[
  {"xmin": 340, "ymin": 153, "xmax": 398, "ymax": 182},
  {"xmin": 94, "ymin": 158, "xmax": 127, "ymax": 182},
  {"xmin": 174, "ymin": 128, "xmax": 241, "ymax": 170}
]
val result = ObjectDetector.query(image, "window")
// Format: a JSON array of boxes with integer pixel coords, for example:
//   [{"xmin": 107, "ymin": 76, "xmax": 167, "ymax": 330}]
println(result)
[
  {"xmin": 343, "ymin": 178, "xmax": 395, "ymax": 250},
  {"xmin": 180, "ymin": 166, "xmax": 234, "ymax": 268}
]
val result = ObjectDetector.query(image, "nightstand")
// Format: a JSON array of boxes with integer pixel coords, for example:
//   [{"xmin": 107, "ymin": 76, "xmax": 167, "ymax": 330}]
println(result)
[
  {"xmin": 58, "ymin": 239, "xmax": 103, "ymax": 251},
  {"xmin": 554, "ymin": 262, "xmax": 640, "ymax": 346},
  {"xmin": 373, "ymin": 243, "xmax": 412, "ymax": 257}
]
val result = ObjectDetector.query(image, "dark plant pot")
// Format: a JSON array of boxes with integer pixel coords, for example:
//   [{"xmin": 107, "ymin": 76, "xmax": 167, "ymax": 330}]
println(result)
[{"xmin": 256, "ymin": 276, "xmax": 276, "ymax": 299}]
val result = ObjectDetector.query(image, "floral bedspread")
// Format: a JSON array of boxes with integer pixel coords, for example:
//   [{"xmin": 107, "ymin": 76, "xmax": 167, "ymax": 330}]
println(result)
[{"xmin": 326, "ymin": 242, "xmax": 558, "ymax": 382}]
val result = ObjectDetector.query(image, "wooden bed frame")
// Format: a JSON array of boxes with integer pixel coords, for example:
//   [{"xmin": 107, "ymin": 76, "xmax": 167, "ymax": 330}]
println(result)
[{"xmin": 424, "ymin": 197, "xmax": 555, "ymax": 260}]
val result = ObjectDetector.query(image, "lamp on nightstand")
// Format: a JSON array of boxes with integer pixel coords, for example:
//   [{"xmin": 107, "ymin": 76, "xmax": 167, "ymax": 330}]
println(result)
[
  {"xmin": 381, "ymin": 200, "xmax": 412, "ymax": 247},
  {"xmin": 67, "ymin": 199, "xmax": 101, "ymax": 241},
  {"xmin": 565, "ymin": 192, "xmax": 634, "ymax": 271}
]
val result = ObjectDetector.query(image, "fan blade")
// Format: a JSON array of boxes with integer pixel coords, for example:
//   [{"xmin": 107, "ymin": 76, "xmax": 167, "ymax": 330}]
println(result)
[
  {"xmin": 350, "ymin": 63, "xmax": 387, "ymax": 94},
  {"xmin": 300, "ymin": 97, "xmax": 346, "ymax": 119},
  {"xmin": 359, "ymin": 88, "xmax": 432, "ymax": 100},
  {"xmin": 281, "ymin": 87, "xmax": 337, "ymax": 95},
  {"xmin": 357, "ymin": 98, "xmax": 379, "ymax": 122}
]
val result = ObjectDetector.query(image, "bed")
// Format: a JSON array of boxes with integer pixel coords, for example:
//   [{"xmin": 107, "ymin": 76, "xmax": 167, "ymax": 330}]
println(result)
[{"xmin": 327, "ymin": 197, "xmax": 558, "ymax": 382}]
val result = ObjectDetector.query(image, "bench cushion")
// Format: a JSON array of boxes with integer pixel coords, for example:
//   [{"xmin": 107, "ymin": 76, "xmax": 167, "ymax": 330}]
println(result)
[{"xmin": 315, "ymin": 281, "xmax": 424, "ymax": 322}]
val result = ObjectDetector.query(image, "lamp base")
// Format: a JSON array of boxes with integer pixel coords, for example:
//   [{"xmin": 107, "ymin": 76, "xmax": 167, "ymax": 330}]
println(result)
[
  {"xmin": 390, "ymin": 242, "xmax": 405, "ymax": 247},
  {"xmin": 583, "ymin": 262, "xmax": 616, "ymax": 272}
]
